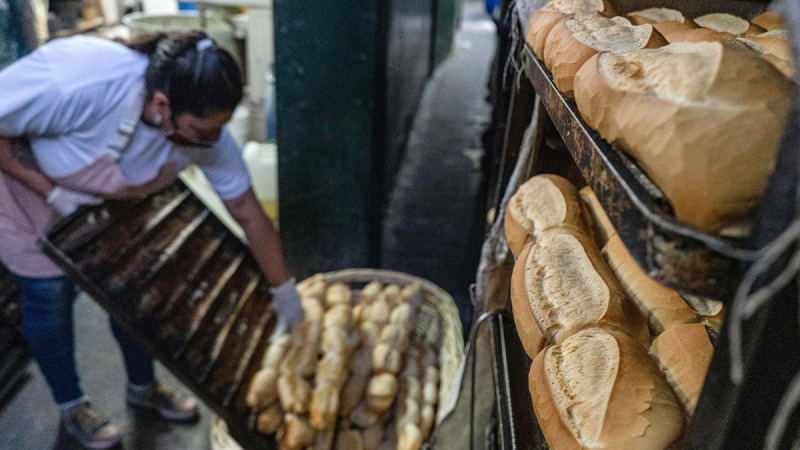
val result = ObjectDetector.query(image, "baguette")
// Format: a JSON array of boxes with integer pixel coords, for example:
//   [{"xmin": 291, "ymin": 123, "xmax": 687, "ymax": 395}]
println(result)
[
  {"xmin": 511, "ymin": 243, "xmax": 548, "ymax": 358},
  {"xmin": 419, "ymin": 404, "xmax": 435, "ymax": 441},
  {"xmin": 523, "ymin": 227, "xmax": 649, "ymax": 346},
  {"xmin": 695, "ymin": 12, "xmax": 765, "ymax": 36},
  {"xmin": 530, "ymin": 328, "xmax": 684, "ymax": 449},
  {"xmin": 340, "ymin": 369, "xmax": 370, "ymax": 417},
  {"xmin": 399, "ymin": 282, "xmax": 424, "ymax": 306},
  {"xmin": 504, "ymin": 174, "xmax": 592, "ymax": 257},
  {"xmin": 526, "ymin": 0, "xmax": 616, "ymax": 58},
  {"xmin": 578, "ymin": 186, "xmax": 616, "ymax": 248},
  {"xmin": 573, "ymin": 42, "xmax": 794, "ymax": 232},
  {"xmin": 602, "ymin": 235, "xmax": 699, "ymax": 336},
  {"xmin": 543, "ymin": 13, "xmax": 666, "ymax": 96},
  {"xmin": 382, "ymin": 284, "xmax": 402, "ymax": 308},
  {"xmin": 324, "ymin": 303, "xmax": 353, "ymax": 328},
  {"xmin": 315, "ymin": 352, "xmax": 348, "ymax": 388},
  {"xmin": 650, "ymin": 323, "xmax": 714, "ymax": 416},
  {"xmin": 302, "ymin": 297, "xmax": 325, "ymax": 323},
  {"xmin": 261, "ymin": 333, "xmax": 291, "ymax": 371},
  {"xmin": 298, "ymin": 274, "xmax": 326, "ymax": 300}
]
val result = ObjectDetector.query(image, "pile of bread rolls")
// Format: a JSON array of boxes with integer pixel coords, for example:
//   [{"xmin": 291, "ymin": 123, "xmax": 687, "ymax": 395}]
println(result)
[
  {"xmin": 246, "ymin": 276, "xmax": 441, "ymax": 450},
  {"xmin": 526, "ymin": 1, "xmax": 795, "ymax": 233},
  {"xmin": 505, "ymin": 174, "xmax": 723, "ymax": 448}
]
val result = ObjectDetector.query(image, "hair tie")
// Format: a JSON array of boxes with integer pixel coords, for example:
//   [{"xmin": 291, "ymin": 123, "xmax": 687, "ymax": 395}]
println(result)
[{"xmin": 196, "ymin": 38, "xmax": 213, "ymax": 51}]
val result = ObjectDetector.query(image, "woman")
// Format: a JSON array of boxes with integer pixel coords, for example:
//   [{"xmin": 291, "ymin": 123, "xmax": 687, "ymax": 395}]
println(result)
[{"xmin": 0, "ymin": 31, "xmax": 304, "ymax": 449}]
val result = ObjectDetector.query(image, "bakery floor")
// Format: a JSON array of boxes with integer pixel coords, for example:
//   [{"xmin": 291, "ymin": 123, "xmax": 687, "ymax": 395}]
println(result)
[{"xmin": 0, "ymin": 2, "xmax": 496, "ymax": 448}]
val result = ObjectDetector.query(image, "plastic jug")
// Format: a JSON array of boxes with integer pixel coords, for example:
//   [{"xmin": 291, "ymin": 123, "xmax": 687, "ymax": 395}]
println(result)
[{"xmin": 243, "ymin": 141, "xmax": 279, "ymax": 224}]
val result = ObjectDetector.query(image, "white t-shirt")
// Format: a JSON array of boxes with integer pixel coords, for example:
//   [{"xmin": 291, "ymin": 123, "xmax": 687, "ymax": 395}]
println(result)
[{"xmin": 0, "ymin": 35, "xmax": 252, "ymax": 276}]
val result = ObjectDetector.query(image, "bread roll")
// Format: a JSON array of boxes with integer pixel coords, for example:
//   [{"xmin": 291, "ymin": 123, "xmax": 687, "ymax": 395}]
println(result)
[
  {"xmin": 321, "ymin": 326, "xmax": 348, "ymax": 354},
  {"xmin": 389, "ymin": 303, "xmax": 414, "ymax": 328},
  {"xmin": 382, "ymin": 284, "xmax": 402, "ymax": 308},
  {"xmin": 262, "ymin": 334, "xmax": 291, "ymax": 370},
  {"xmin": 315, "ymin": 352, "xmax": 347, "ymax": 388},
  {"xmin": 360, "ymin": 322, "xmax": 381, "ymax": 349},
  {"xmin": 324, "ymin": 304, "xmax": 353, "ymax": 328},
  {"xmin": 627, "ymin": 8, "xmax": 689, "ymax": 26},
  {"xmin": 578, "ymin": 186, "xmax": 617, "ymax": 248},
  {"xmin": 364, "ymin": 295, "xmax": 391, "ymax": 325},
  {"xmin": 511, "ymin": 244, "xmax": 549, "ymax": 358},
  {"xmin": 298, "ymin": 274, "xmax": 326, "ymax": 299},
  {"xmin": 399, "ymin": 282, "xmax": 424, "ymax": 306},
  {"xmin": 247, "ymin": 367, "xmax": 280, "ymax": 410},
  {"xmin": 602, "ymin": 235, "xmax": 698, "ymax": 335},
  {"xmin": 335, "ymin": 429, "xmax": 364, "ymax": 450},
  {"xmin": 504, "ymin": 174, "xmax": 592, "ymax": 257},
  {"xmin": 256, "ymin": 402, "xmax": 283, "ymax": 434},
  {"xmin": 310, "ymin": 384, "xmax": 341, "ymax": 430},
  {"xmin": 395, "ymin": 397, "xmax": 420, "ymax": 431},
  {"xmin": 373, "ymin": 342, "xmax": 402, "ymax": 374},
  {"xmin": 325, "ymin": 282, "xmax": 351, "ymax": 307},
  {"xmin": 523, "ymin": 227, "xmax": 649, "ymax": 346},
  {"xmin": 526, "ymin": 0, "xmax": 616, "ymax": 58},
  {"xmin": 378, "ymin": 324, "xmax": 409, "ymax": 350},
  {"xmin": 366, "ymin": 373, "xmax": 399, "ymax": 413},
  {"xmin": 349, "ymin": 402, "xmax": 381, "ymax": 428},
  {"xmin": 751, "ymin": 11, "xmax": 784, "ymax": 31},
  {"xmin": 302, "ymin": 297, "xmax": 325, "ymax": 323},
  {"xmin": 650, "ymin": 323, "xmax": 714, "ymax": 415},
  {"xmin": 419, "ymin": 404, "xmax": 435, "ymax": 440},
  {"xmin": 340, "ymin": 370, "xmax": 369, "ymax": 417},
  {"xmin": 278, "ymin": 374, "xmax": 313, "ymax": 414},
  {"xmin": 279, "ymin": 414, "xmax": 316, "ymax": 450},
  {"xmin": 397, "ymin": 423, "xmax": 423, "ymax": 450},
  {"xmin": 695, "ymin": 12, "xmax": 765, "ymax": 36},
  {"xmin": 573, "ymin": 42, "xmax": 794, "ymax": 232},
  {"xmin": 530, "ymin": 328, "xmax": 684, "ymax": 449},
  {"xmin": 543, "ymin": 13, "xmax": 666, "ymax": 96},
  {"xmin": 281, "ymin": 320, "xmax": 322, "ymax": 377},
  {"xmin": 360, "ymin": 281, "xmax": 383, "ymax": 304}
]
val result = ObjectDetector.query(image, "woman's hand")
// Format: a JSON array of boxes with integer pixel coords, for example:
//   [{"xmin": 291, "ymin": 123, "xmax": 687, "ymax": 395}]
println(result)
[{"xmin": 269, "ymin": 278, "xmax": 305, "ymax": 340}]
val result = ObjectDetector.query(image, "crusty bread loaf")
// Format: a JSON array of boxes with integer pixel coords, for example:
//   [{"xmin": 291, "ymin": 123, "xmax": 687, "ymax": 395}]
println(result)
[
  {"xmin": 529, "ymin": 328, "xmax": 684, "ymax": 449},
  {"xmin": 511, "ymin": 243, "xmax": 548, "ymax": 358},
  {"xmin": 695, "ymin": 12, "xmax": 765, "ymax": 36},
  {"xmin": 627, "ymin": 8, "xmax": 690, "ymax": 26},
  {"xmin": 751, "ymin": 11, "xmax": 784, "ymax": 31},
  {"xmin": 602, "ymin": 235, "xmax": 698, "ymax": 336},
  {"xmin": 655, "ymin": 23, "xmax": 729, "ymax": 44},
  {"xmin": 578, "ymin": 186, "xmax": 616, "ymax": 248},
  {"xmin": 523, "ymin": 227, "xmax": 649, "ymax": 346},
  {"xmin": 543, "ymin": 13, "xmax": 667, "ymax": 96},
  {"xmin": 527, "ymin": 0, "xmax": 616, "ymax": 58},
  {"xmin": 650, "ymin": 323, "xmax": 714, "ymax": 415},
  {"xmin": 504, "ymin": 174, "xmax": 593, "ymax": 257},
  {"xmin": 573, "ymin": 42, "xmax": 794, "ymax": 232},
  {"xmin": 736, "ymin": 31, "xmax": 794, "ymax": 77}
]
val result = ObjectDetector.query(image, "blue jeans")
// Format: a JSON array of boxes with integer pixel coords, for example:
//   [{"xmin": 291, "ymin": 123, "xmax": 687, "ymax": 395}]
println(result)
[{"xmin": 13, "ymin": 275, "xmax": 155, "ymax": 405}]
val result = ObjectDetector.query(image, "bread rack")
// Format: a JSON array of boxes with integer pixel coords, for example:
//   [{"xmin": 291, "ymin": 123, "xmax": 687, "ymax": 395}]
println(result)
[{"xmin": 482, "ymin": 0, "xmax": 800, "ymax": 448}]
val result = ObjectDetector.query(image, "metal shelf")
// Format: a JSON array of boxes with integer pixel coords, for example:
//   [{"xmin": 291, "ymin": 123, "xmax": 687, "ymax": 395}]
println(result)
[{"xmin": 520, "ymin": 45, "xmax": 751, "ymax": 301}]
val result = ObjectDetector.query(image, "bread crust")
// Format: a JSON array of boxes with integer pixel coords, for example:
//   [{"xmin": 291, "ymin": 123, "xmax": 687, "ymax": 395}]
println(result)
[
  {"xmin": 578, "ymin": 186, "xmax": 617, "ymax": 248},
  {"xmin": 511, "ymin": 243, "xmax": 548, "ymax": 358},
  {"xmin": 650, "ymin": 323, "xmax": 714, "ymax": 415}
]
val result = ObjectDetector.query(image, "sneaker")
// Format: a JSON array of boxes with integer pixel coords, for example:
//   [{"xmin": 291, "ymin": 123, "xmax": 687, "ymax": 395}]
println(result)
[
  {"xmin": 126, "ymin": 381, "xmax": 199, "ymax": 422},
  {"xmin": 62, "ymin": 402, "xmax": 122, "ymax": 450}
]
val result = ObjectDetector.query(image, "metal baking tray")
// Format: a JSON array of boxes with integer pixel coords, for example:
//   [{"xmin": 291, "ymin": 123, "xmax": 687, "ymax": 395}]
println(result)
[
  {"xmin": 519, "ymin": 45, "xmax": 752, "ymax": 301},
  {"xmin": 39, "ymin": 181, "xmax": 276, "ymax": 449}
]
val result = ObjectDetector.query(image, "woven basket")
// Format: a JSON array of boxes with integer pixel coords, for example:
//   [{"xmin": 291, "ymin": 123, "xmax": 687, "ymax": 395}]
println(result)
[{"xmin": 211, "ymin": 268, "xmax": 465, "ymax": 450}]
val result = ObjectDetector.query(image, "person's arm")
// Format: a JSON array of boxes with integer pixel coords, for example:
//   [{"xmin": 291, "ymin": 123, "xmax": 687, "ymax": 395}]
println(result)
[
  {"xmin": 0, "ymin": 135, "xmax": 53, "ymax": 197},
  {"xmin": 223, "ymin": 188, "xmax": 291, "ymax": 286}
]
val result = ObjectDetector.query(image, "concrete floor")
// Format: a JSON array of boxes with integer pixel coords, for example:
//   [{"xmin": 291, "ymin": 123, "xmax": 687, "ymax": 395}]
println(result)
[{"xmin": 0, "ymin": 2, "xmax": 495, "ymax": 448}]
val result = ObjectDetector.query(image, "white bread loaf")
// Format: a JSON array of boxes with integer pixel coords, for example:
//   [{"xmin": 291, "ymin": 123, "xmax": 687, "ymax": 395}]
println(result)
[
  {"xmin": 695, "ymin": 12, "xmax": 765, "ymax": 36},
  {"xmin": 578, "ymin": 186, "xmax": 616, "ymax": 248},
  {"xmin": 523, "ymin": 227, "xmax": 650, "ymax": 346},
  {"xmin": 751, "ymin": 11, "xmax": 784, "ymax": 31},
  {"xmin": 504, "ymin": 174, "xmax": 593, "ymax": 257},
  {"xmin": 650, "ymin": 323, "xmax": 714, "ymax": 415},
  {"xmin": 602, "ymin": 235, "xmax": 698, "ymax": 336},
  {"xmin": 543, "ymin": 13, "xmax": 667, "ymax": 96},
  {"xmin": 527, "ymin": 0, "xmax": 616, "ymax": 58},
  {"xmin": 529, "ymin": 328, "xmax": 684, "ymax": 449},
  {"xmin": 510, "ymin": 243, "xmax": 548, "ymax": 358},
  {"xmin": 627, "ymin": 8, "xmax": 689, "ymax": 26},
  {"xmin": 573, "ymin": 42, "xmax": 794, "ymax": 232}
]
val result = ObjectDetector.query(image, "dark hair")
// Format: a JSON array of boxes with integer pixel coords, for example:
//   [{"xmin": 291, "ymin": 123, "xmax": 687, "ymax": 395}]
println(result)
[{"xmin": 126, "ymin": 31, "xmax": 243, "ymax": 118}]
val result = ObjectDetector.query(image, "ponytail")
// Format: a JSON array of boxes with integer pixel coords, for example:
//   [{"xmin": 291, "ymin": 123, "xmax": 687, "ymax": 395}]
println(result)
[{"xmin": 125, "ymin": 31, "xmax": 244, "ymax": 118}]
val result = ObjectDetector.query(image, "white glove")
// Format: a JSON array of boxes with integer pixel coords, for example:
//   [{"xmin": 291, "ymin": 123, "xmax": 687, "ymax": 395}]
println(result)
[
  {"xmin": 269, "ymin": 277, "xmax": 305, "ymax": 341},
  {"xmin": 46, "ymin": 186, "xmax": 103, "ymax": 217}
]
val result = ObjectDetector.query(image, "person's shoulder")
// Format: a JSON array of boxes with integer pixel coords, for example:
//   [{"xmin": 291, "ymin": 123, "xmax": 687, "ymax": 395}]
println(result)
[{"xmin": 42, "ymin": 36, "xmax": 148, "ymax": 91}]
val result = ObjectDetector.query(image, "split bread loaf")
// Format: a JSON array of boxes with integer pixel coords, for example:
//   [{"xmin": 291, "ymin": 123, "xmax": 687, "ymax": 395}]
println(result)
[
  {"xmin": 527, "ymin": 0, "xmax": 616, "ymax": 58},
  {"xmin": 504, "ymin": 174, "xmax": 593, "ymax": 258},
  {"xmin": 529, "ymin": 328, "xmax": 684, "ymax": 449},
  {"xmin": 578, "ymin": 186, "xmax": 616, "ymax": 248},
  {"xmin": 694, "ymin": 13, "xmax": 765, "ymax": 36},
  {"xmin": 511, "ymin": 243, "xmax": 548, "ymax": 358},
  {"xmin": 655, "ymin": 23, "xmax": 729, "ymax": 44},
  {"xmin": 522, "ymin": 227, "xmax": 649, "ymax": 346},
  {"xmin": 602, "ymin": 235, "xmax": 698, "ymax": 336},
  {"xmin": 573, "ymin": 41, "xmax": 794, "ymax": 232},
  {"xmin": 650, "ymin": 323, "xmax": 714, "ymax": 415},
  {"xmin": 542, "ymin": 13, "xmax": 667, "ymax": 96},
  {"xmin": 627, "ymin": 8, "xmax": 691, "ymax": 26}
]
